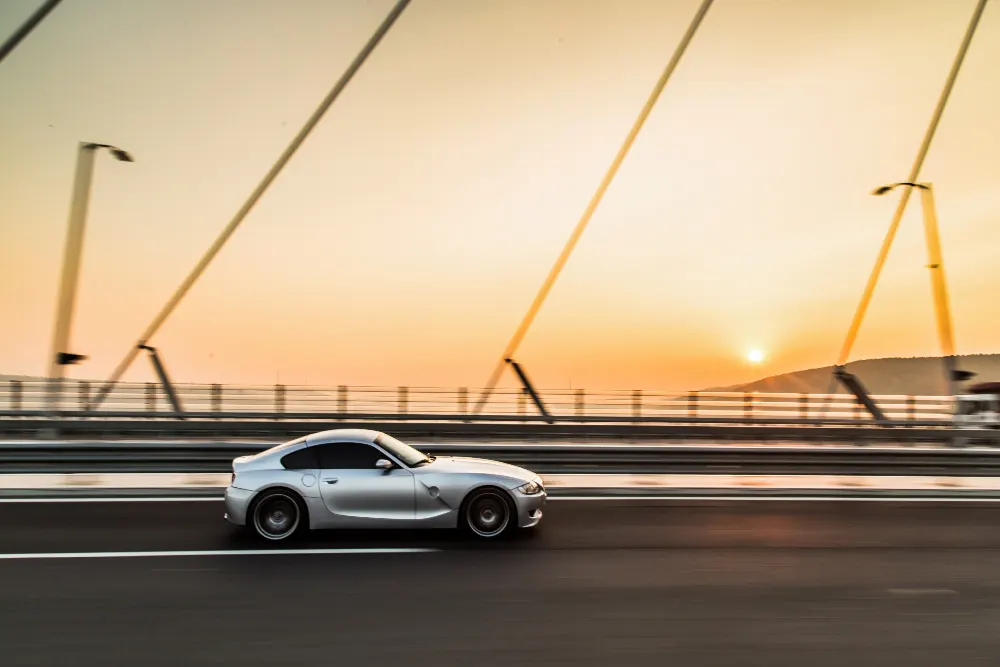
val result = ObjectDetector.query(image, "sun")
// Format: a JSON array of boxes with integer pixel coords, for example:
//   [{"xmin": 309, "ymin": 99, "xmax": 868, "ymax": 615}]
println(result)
[{"xmin": 747, "ymin": 349, "xmax": 765, "ymax": 364}]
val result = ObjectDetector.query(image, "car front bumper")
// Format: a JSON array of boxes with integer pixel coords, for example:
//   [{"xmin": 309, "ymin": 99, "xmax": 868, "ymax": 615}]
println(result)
[
  {"xmin": 224, "ymin": 486, "xmax": 253, "ymax": 526},
  {"xmin": 513, "ymin": 489, "xmax": 547, "ymax": 528}
]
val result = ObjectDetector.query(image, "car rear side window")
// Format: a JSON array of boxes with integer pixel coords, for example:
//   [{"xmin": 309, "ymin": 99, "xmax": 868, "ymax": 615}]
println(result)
[
  {"xmin": 281, "ymin": 446, "xmax": 318, "ymax": 470},
  {"xmin": 314, "ymin": 442, "xmax": 385, "ymax": 469}
]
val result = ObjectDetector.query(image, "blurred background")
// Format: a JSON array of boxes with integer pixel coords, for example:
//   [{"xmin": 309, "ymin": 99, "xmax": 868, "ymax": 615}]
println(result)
[{"xmin": 2, "ymin": 0, "xmax": 999, "ymax": 392}]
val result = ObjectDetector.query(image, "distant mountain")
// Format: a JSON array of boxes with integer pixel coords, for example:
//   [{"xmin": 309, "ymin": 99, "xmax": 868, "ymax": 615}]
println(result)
[{"xmin": 710, "ymin": 354, "xmax": 1000, "ymax": 396}]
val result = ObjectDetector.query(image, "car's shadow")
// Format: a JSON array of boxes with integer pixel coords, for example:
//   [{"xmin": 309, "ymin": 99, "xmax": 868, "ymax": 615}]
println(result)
[{"xmin": 223, "ymin": 525, "xmax": 542, "ymax": 551}]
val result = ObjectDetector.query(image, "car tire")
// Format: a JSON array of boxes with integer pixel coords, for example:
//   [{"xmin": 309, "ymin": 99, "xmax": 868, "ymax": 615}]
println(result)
[
  {"xmin": 461, "ymin": 487, "xmax": 515, "ymax": 539},
  {"xmin": 250, "ymin": 489, "xmax": 306, "ymax": 541}
]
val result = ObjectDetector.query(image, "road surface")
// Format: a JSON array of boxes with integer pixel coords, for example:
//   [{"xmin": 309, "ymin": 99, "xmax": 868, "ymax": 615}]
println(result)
[{"xmin": 2, "ymin": 498, "xmax": 1000, "ymax": 666}]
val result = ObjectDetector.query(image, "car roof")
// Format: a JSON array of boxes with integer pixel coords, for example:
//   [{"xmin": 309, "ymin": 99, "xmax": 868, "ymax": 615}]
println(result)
[{"xmin": 304, "ymin": 428, "xmax": 382, "ymax": 445}]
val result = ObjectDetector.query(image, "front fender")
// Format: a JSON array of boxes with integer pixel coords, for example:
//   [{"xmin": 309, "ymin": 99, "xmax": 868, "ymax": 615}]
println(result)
[{"xmin": 417, "ymin": 472, "xmax": 522, "ymax": 511}]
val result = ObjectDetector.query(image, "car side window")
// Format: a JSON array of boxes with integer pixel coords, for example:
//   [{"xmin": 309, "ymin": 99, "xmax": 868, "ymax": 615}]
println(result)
[
  {"xmin": 314, "ymin": 442, "xmax": 387, "ymax": 469},
  {"xmin": 280, "ymin": 446, "xmax": 318, "ymax": 470}
]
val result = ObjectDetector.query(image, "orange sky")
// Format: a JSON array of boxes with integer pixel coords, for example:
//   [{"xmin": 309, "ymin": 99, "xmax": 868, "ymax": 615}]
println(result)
[{"xmin": 1, "ymin": 0, "xmax": 999, "ymax": 391}]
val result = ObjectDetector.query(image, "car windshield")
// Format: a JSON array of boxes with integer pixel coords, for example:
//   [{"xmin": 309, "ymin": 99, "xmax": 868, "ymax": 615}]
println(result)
[{"xmin": 376, "ymin": 433, "xmax": 433, "ymax": 467}]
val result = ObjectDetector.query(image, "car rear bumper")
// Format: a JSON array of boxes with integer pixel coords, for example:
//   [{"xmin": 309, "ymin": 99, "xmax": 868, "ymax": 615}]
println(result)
[
  {"xmin": 514, "ymin": 489, "xmax": 547, "ymax": 528},
  {"xmin": 224, "ymin": 486, "xmax": 253, "ymax": 526}
]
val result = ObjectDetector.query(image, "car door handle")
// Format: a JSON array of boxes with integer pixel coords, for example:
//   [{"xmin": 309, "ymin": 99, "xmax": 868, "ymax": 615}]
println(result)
[{"xmin": 324, "ymin": 478, "xmax": 338, "ymax": 484}]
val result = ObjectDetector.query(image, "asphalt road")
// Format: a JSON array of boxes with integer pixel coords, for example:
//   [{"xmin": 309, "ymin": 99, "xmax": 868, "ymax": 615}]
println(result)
[{"xmin": 3, "ymin": 499, "xmax": 1000, "ymax": 666}]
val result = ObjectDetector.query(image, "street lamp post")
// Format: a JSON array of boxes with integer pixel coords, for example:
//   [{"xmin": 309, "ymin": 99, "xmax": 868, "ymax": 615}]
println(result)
[
  {"xmin": 47, "ymin": 142, "xmax": 133, "ymax": 411},
  {"xmin": 873, "ymin": 182, "xmax": 968, "ymax": 397}
]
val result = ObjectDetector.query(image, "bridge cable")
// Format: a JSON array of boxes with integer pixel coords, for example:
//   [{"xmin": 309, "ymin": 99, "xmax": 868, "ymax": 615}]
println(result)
[
  {"xmin": 89, "ymin": 0, "xmax": 412, "ymax": 409},
  {"xmin": 0, "ymin": 0, "xmax": 63, "ymax": 66},
  {"xmin": 834, "ymin": 0, "xmax": 988, "ymax": 369},
  {"xmin": 472, "ymin": 0, "xmax": 716, "ymax": 415}
]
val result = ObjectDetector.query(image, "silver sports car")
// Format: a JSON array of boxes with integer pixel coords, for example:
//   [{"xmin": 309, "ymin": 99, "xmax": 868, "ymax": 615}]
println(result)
[{"xmin": 224, "ymin": 429, "xmax": 546, "ymax": 540}]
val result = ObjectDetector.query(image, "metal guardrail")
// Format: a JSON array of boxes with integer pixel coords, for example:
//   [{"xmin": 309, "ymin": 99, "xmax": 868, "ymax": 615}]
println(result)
[
  {"xmin": 0, "ymin": 417, "xmax": 977, "ymax": 441},
  {"xmin": 3, "ymin": 440, "xmax": 1000, "ymax": 476},
  {"xmin": 0, "ymin": 409, "xmax": 956, "ymax": 425},
  {"xmin": 1, "ymin": 379, "xmax": 957, "ymax": 422}
]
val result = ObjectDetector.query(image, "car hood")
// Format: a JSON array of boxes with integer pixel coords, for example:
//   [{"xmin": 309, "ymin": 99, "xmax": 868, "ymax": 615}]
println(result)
[{"xmin": 420, "ymin": 456, "xmax": 536, "ymax": 483}]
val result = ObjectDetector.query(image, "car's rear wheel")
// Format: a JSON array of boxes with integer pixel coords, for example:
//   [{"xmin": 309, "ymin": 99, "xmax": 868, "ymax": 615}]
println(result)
[
  {"xmin": 251, "ymin": 489, "xmax": 304, "ymax": 541},
  {"xmin": 462, "ymin": 488, "xmax": 514, "ymax": 539}
]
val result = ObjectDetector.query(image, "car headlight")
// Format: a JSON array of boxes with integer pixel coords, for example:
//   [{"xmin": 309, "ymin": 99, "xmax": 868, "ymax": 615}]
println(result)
[{"xmin": 517, "ymin": 480, "xmax": 543, "ymax": 495}]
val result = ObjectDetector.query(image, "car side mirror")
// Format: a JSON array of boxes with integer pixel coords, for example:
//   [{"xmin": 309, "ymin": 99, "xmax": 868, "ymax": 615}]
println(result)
[{"xmin": 375, "ymin": 459, "xmax": 393, "ymax": 470}]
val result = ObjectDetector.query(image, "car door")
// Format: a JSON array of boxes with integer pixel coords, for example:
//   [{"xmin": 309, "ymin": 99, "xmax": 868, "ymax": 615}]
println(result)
[{"xmin": 314, "ymin": 441, "xmax": 415, "ymax": 526}]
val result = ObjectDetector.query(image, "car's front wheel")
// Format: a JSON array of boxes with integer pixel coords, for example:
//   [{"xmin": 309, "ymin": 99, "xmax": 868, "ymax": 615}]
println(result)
[
  {"xmin": 462, "ymin": 488, "xmax": 514, "ymax": 539},
  {"xmin": 251, "ymin": 489, "xmax": 304, "ymax": 541}
]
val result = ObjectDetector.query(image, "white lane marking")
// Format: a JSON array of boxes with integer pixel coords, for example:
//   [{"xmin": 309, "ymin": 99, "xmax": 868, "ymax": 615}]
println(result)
[
  {"xmin": 547, "ymin": 496, "xmax": 1000, "ymax": 502},
  {"xmin": 0, "ymin": 548, "xmax": 437, "ymax": 560},
  {"xmin": 4, "ymin": 472, "xmax": 1000, "ymax": 492},
  {"xmin": 0, "ymin": 497, "xmax": 223, "ymax": 503},
  {"xmin": 544, "ymin": 474, "xmax": 998, "ymax": 490},
  {"xmin": 0, "ymin": 473, "xmax": 230, "ymax": 489},
  {"xmin": 5, "ymin": 495, "xmax": 1000, "ymax": 504}
]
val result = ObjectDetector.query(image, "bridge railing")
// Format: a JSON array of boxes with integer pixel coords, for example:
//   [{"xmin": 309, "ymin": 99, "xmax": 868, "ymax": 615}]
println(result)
[{"xmin": 0, "ymin": 379, "xmax": 956, "ymax": 423}]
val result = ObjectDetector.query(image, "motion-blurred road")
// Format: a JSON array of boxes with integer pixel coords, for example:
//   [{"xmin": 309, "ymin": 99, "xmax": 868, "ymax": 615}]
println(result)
[{"xmin": 3, "ymin": 499, "xmax": 1000, "ymax": 666}]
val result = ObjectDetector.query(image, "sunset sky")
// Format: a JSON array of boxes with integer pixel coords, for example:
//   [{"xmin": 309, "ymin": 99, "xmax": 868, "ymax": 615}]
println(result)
[{"xmin": 1, "ymin": 0, "xmax": 998, "ymax": 391}]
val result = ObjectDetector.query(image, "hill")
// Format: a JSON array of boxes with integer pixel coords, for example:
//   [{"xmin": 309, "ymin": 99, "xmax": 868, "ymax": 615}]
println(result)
[{"xmin": 711, "ymin": 354, "xmax": 1000, "ymax": 396}]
